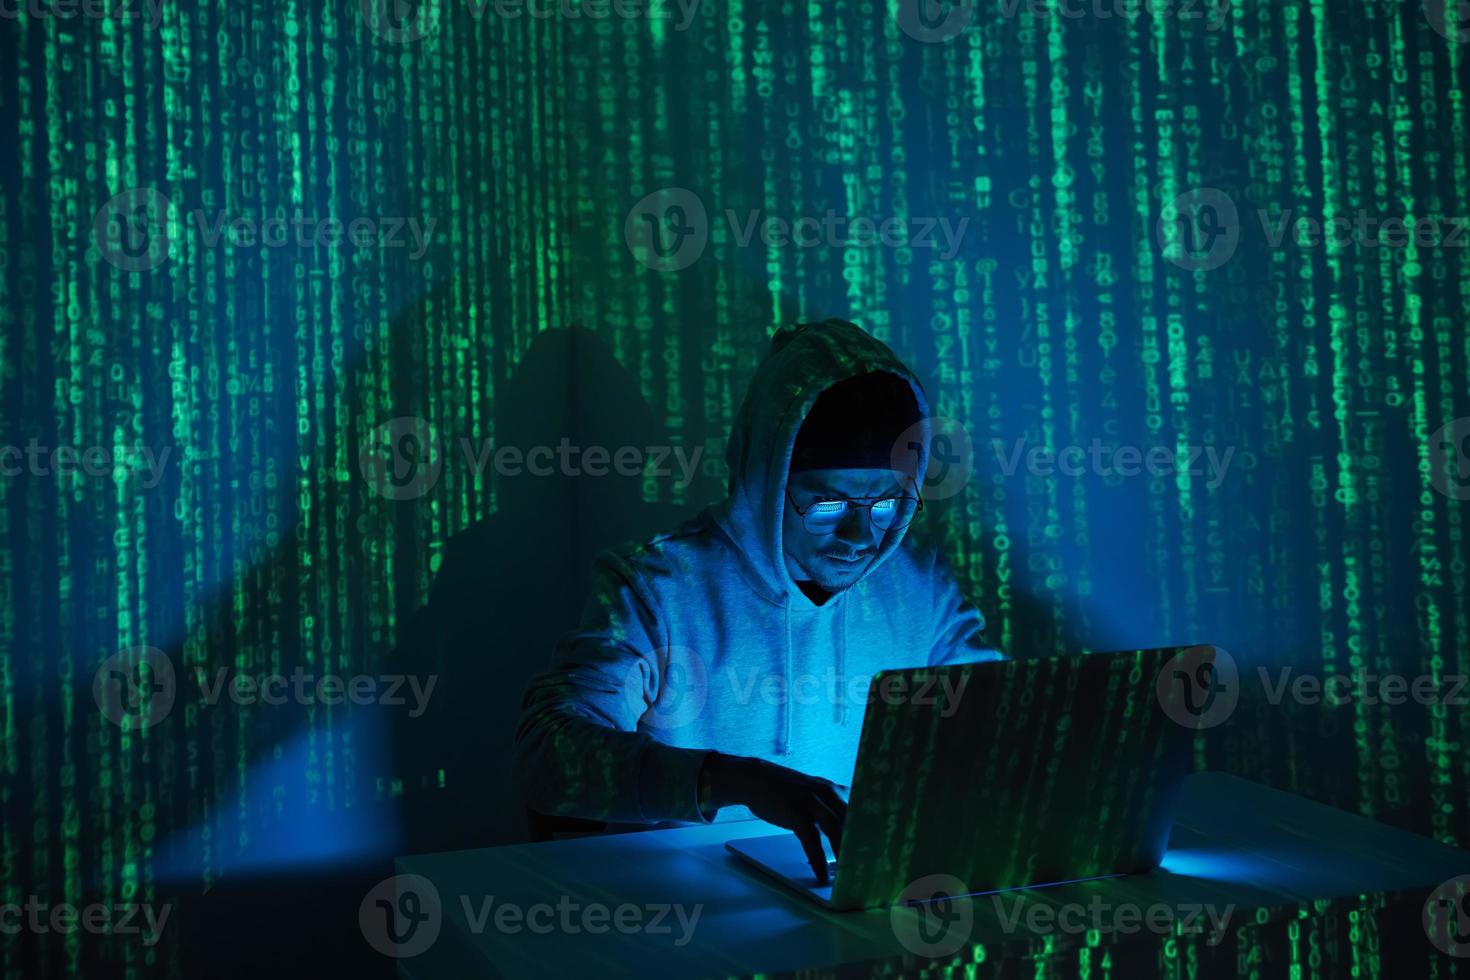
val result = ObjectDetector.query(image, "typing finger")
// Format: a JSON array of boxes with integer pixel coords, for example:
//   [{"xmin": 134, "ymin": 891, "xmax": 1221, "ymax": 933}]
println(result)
[{"xmin": 792, "ymin": 822, "xmax": 830, "ymax": 884}]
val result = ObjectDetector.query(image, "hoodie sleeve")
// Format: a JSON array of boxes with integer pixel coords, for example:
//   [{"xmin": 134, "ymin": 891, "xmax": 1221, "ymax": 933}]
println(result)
[
  {"xmin": 927, "ymin": 556, "xmax": 1008, "ymax": 666},
  {"xmin": 514, "ymin": 551, "xmax": 715, "ymax": 825}
]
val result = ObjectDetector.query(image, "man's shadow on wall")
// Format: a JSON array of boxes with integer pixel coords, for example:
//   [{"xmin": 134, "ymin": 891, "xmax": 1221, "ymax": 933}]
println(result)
[
  {"xmin": 383, "ymin": 325, "xmax": 710, "ymax": 853},
  {"xmin": 164, "ymin": 320, "xmax": 720, "ymax": 979}
]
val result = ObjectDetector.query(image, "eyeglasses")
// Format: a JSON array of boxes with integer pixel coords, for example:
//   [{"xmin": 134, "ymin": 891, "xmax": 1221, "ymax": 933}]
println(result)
[{"xmin": 785, "ymin": 479, "xmax": 925, "ymax": 535}]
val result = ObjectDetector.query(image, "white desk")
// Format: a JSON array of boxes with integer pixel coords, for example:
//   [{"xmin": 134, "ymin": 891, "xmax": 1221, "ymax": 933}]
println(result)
[{"xmin": 391, "ymin": 772, "xmax": 1470, "ymax": 977}]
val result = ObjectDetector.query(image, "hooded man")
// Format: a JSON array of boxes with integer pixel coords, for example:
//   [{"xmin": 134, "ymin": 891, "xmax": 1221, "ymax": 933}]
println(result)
[{"xmin": 514, "ymin": 319, "xmax": 1005, "ymax": 881}]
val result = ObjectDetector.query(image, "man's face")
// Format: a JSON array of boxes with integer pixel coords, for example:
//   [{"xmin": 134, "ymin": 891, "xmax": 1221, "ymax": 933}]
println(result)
[{"xmin": 782, "ymin": 467, "xmax": 909, "ymax": 593}]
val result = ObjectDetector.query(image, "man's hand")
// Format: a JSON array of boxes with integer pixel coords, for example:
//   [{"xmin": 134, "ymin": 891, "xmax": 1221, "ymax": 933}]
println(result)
[{"xmin": 702, "ymin": 752, "xmax": 846, "ymax": 883}]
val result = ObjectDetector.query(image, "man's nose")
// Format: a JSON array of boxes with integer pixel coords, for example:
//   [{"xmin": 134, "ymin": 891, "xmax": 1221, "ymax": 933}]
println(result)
[{"xmin": 834, "ymin": 507, "xmax": 876, "ymax": 545}]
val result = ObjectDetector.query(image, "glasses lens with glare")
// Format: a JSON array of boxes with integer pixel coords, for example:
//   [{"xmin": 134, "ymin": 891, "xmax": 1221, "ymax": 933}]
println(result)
[{"xmin": 800, "ymin": 497, "xmax": 919, "ymax": 534}]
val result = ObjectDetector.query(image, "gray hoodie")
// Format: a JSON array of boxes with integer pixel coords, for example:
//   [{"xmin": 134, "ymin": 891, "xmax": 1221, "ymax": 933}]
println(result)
[{"xmin": 514, "ymin": 319, "xmax": 1005, "ymax": 826}]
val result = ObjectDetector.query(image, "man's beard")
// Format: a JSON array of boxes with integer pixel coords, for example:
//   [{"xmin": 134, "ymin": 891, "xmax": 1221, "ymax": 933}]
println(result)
[{"xmin": 802, "ymin": 552, "xmax": 873, "ymax": 592}]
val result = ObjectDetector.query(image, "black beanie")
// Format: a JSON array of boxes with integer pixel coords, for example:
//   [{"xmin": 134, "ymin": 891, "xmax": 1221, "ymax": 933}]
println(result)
[{"xmin": 790, "ymin": 371, "xmax": 923, "ymax": 473}]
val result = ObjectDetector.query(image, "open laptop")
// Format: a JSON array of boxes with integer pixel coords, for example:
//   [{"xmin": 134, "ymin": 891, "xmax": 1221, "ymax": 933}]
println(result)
[{"xmin": 725, "ymin": 645, "xmax": 1217, "ymax": 911}]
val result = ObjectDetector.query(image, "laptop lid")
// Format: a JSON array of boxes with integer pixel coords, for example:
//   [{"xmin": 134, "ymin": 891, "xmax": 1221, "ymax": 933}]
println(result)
[{"xmin": 826, "ymin": 645, "xmax": 1214, "ymax": 910}]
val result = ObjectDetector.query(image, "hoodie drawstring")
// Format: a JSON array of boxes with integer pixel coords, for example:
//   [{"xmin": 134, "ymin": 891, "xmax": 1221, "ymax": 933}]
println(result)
[
  {"xmin": 780, "ymin": 603, "xmax": 792, "ymax": 755},
  {"xmin": 837, "ymin": 599, "xmax": 848, "ymax": 726}
]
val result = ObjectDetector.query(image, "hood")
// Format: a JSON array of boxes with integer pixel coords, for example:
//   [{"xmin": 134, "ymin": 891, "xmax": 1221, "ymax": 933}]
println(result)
[{"xmin": 711, "ymin": 319, "xmax": 933, "ymax": 606}]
